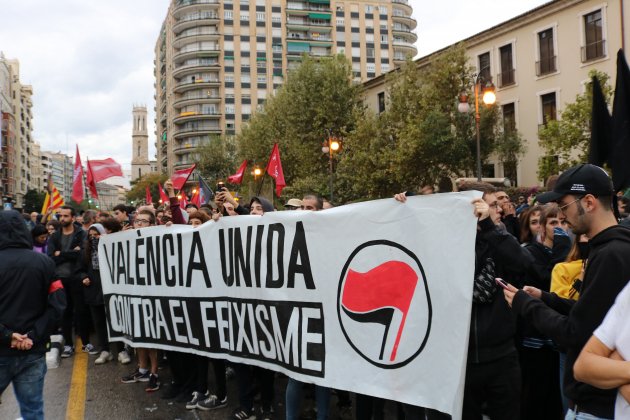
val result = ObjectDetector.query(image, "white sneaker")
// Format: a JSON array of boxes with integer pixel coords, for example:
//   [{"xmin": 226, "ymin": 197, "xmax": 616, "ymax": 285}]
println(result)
[
  {"xmin": 118, "ymin": 350, "xmax": 131, "ymax": 364},
  {"xmin": 95, "ymin": 351, "xmax": 113, "ymax": 365}
]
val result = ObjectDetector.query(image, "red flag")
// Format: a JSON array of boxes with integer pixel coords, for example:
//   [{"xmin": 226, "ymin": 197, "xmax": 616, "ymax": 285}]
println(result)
[
  {"xmin": 179, "ymin": 191, "xmax": 188, "ymax": 209},
  {"xmin": 227, "ymin": 160, "xmax": 248, "ymax": 184},
  {"xmin": 71, "ymin": 145, "xmax": 84, "ymax": 204},
  {"xmin": 86, "ymin": 158, "xmax": 123, "ymax": 182},
  {"xmin": 86, "ymin": 160, "xmax": 99, "ymax": 199},
  {"xmin": 172, "ymin": 164, "xmax": 196, "ymax": 190},
  {"xmin": 190, "ymin": 188, "xmax": 200, "ymax": 207},
  {"xmin": 158, "ymin": 182, "xmax": 169, "ymax": 204},
  {"xmin": 341, "ymin": 261, "xmax": 418, "ymax": 362},
  {"xmin": 265, "ymin": 143, "xmax": 286, "ymax": 197},
  {"xmin": 145, "ymin": 185, "xmax": 153, "ymax": 204}
]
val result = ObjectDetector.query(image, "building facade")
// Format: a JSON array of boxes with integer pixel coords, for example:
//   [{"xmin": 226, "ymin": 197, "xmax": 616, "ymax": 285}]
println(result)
[
  {"xmin": 130, "ymin": 105, "xmax": 155, "ymax": 181},
  {"xmin": 155, "ymin": 0, "xmax": 418, "ymax": 175},
  {"xmin": 0, "ymin": 55, "xmax": 37, "ymax": 207},
  {"xmin": 41, "ymin": 151, "xmax": 73, "ymax": 203},
  {"xmin": 364, "ymin": 0, "xmax": 630, "ymax": 187}
]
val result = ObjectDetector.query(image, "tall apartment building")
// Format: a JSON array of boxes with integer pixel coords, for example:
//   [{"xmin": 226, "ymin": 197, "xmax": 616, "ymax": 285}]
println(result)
[
  {"xmin": 0, "ymin": 55, "xmax": 37, "ymax": 207},
  {"xmin": 155, "ymin": 0, "xmax": 417, "ymax": 175},
  {"xmin": 41, "ymin": 151, "xmax": 73, "ymax": 203},
  {"xmin": 364, "ymin": 0, "xmax": 630, "ymax": 187}
]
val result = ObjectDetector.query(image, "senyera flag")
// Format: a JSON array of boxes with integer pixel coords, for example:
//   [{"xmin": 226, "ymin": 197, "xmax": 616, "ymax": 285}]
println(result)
[
  {"xmin": 227, "ymin": 159, "xmax": 248, "ymax": 184},
  {"xmin": 41, "ymin": 180, "xmax": 65, "ymax": 214},
  {"xmin": 172, "ymin": 164, "xmax": 196, "ymax": 191},
  {"xmin": 71, "ymin": 145, "xmax": 84, "ymax": 204},
  {"xmin": 265, "ymin": 143, "xmax": 286, "ymax": 197},
  {"xmin": 87, "ymin": 158, "xmax": 123, "ymax": 182}
]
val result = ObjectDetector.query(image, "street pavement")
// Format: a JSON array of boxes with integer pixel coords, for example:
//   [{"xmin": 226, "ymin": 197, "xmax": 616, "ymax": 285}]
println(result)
[{"xmin": 0, "ymin": 346, "xmax": 368, "ymax": 420}]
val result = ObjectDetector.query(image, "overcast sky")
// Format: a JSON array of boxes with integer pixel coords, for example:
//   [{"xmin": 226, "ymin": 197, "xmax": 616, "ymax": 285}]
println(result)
[{"xmin": 0, "ymin": 0, "xmax": 548, "ymax": 172}]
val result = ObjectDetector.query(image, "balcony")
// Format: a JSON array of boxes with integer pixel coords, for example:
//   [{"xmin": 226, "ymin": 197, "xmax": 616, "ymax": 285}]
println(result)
[
  {"xmin": 392, "ymin": 12, "xmax": 417, "ymax": 30},
  {"xmin": 173, "ymin": 111, "xmax": 221, "ymax": 124},
  {"xmin": 173, "ymin": 0, "xmax": 220, "ymax": 20},
  {"xmin": 391, "ymin": 0, "xmax": 413, "ymax": 14},
  {"xmin": 286, "ymin": 2, "xmax": 331, "ymax": 14},
  {"xmin": 535, "ymin": 55, "xmax": 557, "ymax": 77},
  {"xmin": 173, "ymin": 30, "xmax": 220, "ymax": 49},
  {"xmin": 497, "ymin": 69, "xmax": 516, "ymax": 88},
  {"xmin": 173, "ymin": 58, "xmax": 220, "ymax": 78},
  {"xmin": 392, "ymin": 25, "xmax": 417, "ymax": 43},
  {"xmin": 287, "ymin": 33, "xmax": 333, "ymax": 43},
  {"xmin": 174, "ymin": 142, "xmax": 203, "ymax": 154},
  {"xmin": 173, "ymin": 45, "xmax": 220, "ymax": 64},
  {"xmin": 174, "ymin": 92, "xmax": 221, "ymax": 109},
  {"xmin": 173, "ymin": 12, "xmax": 220, "ymax": 33},
  {"xmin": 581, "ymin": 39, "xmax": 606, "ymax": 63},
  {"xmin": 174, "ymin": 78, "xmax": 221, "ymax": 93},
  {"xmin": 286, "ymin": 17, "xmax": 332, "ymax": 30},
  {"xmin": 173, "ymin": 124, "xmax": 222, "ymax": 139},
  {"xmin": 392, "ymin": 39, "xmax": 417, "ymax": 54}
]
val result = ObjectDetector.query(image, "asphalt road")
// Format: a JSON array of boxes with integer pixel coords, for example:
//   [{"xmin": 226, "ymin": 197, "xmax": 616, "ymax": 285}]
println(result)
[{"xmin": 0, "ymin": 346, "xmax": 373, "ymax": 420}]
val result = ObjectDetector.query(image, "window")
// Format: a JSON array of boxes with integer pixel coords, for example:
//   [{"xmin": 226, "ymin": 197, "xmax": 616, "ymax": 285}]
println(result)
[
  {"xmin": 224, "ymin": 10, "xmax": 233, "ymax": 19},
  {"xmin": 240, "ymin": 11, "xmax": 249, "ymax": 21},
  {"xmin": 351, "ymin": 47, "xmax": 360, "ymax": 57},
  {"xmin": 541, "ymin": 92, "xmax": 557, "ymax": 125},
  {"xmin": 241, "ymin": 74, "xmax": 251, "ymax": 83},
  {"xmin": 257, "ymin": 74, "xmax": 267, "ymax": 83},
  {"xmin": 583, "ymin": 10, "xmax": 604, "ymax": 62},
  {"xmin": 499, "ymin": 44, "xmax": 515, "ymax": 87},
  {"xmin": 366, "ymin": 63, "xmax": 375, "ymax": 73},
  {"xmin": 381, "ymin": 63, "xmax": 390, "ymax": 73},
  {"xmin": 502, "ymin": 103, "xmax": 516, "ymax": 133},
  {"xmin": 366, "ymin": 33, "xmax": 374, "ymax": 42},
  {"xmin": 336, "ymin": 18, "xmax": 344, "ymax": 26},
  {"xmin": 366, "ymin": 48, "xmax": 375, "ymax": 58},
  {"xmin": 537, "ymin": 28, "xmax": 556, "ymax": 76},
  {"xmin": 256, "ymin": 12, "xmax": 265, "ymax": 21},
  {"xmin": 351, "ymin": 32, "xmax": 360, "ymax": 42},
  {"xmin": 380, "ymin": 34, "xmax": 388, "ymax": 44},
  {"xmin": 478, "ymin": 52, "xmax": 491, "ymax": 82},
  {"xmin": 272, "ymin": 14, "xmax": 281, "ymax": 23},
  {"xmin": 365, "ymin": 5, "xmax": 373, "ymax": 13},
  {"xmin": 225, "ymin": 104, "xmax": 235, "ymax": 113}
]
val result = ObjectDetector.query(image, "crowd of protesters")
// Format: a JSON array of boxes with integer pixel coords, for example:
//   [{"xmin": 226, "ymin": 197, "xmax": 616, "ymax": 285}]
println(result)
[{"xmin": 3, "ymin": 163, "xmax": 630, "ymax": 420}]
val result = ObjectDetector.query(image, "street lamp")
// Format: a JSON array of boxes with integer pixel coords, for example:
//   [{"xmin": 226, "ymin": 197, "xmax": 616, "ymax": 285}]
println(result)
[
  {"xmin": 457, "ymin": 73, "xmax": 496, "ymax": 181},
  {"xmin": 322, "ymin": 130, "xmax": 342, "ymax": 202}
]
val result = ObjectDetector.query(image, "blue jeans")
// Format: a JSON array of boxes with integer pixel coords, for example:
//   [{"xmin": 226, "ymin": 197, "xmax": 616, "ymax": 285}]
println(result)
[
  {"xmin": 0, "ymin": 353, "xmax": 47, "ymax": 420},
  {"xmin": 286, "ymin": 378, "xmax": 331, "ymax": 420},
  {"xmin": 565, "ymin": 408, "xmax": 613, "ymax": 420}
]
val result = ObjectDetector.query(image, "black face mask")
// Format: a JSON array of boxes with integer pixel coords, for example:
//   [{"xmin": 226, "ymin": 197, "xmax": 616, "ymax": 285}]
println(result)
[{"xmin": 577, "ymin": 242, "xmax": 589, "ymax": 260}]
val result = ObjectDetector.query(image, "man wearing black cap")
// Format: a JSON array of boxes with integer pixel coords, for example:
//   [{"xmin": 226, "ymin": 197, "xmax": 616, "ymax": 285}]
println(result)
[{"xmin": 503, "ymin": 163, "xmax": 630, "ymax": 419}]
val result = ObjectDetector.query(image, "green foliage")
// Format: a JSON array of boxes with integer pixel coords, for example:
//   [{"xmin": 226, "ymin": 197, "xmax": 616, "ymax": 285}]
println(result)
[
  {"xmin": 197, "ymin": 135, "xmax": 239, "ymax": 184},
  {"xmin": 236, "ymin": 54, "xmax": 364, "ymax": 201},
  {"xmin": 23, "ymin": 189, "xmax": 46, "ymax": 213},
  {"xmin": 538, "ymin": 69, "xmax": 613, "ymax": 181},
  {"xmin": 127, "ymin": 172, "xmax": 169, "ymax": 205}
]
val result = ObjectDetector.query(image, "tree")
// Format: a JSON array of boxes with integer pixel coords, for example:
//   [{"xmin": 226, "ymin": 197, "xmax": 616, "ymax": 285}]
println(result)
[
  {"xmin": 23, "ymin": 189, "xmax": 46, "ymax": 213},
  {"xmin": 537, "ymin": 69, "xmax": 612, "ymax": 181},
  {"xmin": 235, "ymin": 54, "xmax": 364, "ymax": 201},
  {"xmin": 126, "ymin": 173, "xmax": 169, "ymax": 205},
  {"xmin": 197, "ymin": 135, "xmax": 239, "ymax": 185}
]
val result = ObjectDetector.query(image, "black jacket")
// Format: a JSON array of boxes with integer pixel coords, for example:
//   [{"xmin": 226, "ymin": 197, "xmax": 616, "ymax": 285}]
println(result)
[
  {"xmin": 47, "ymin": 225, "xmax": 86, "ymax": 280},
  {"xmin": 468, "ymin": 218, "xmax": 536, "ymax": 364},
  {"xmin": 0, "ymin": 211, "xmax": 67, "ymax": 356},
  {"xmin": 513, "ymin": 224, "xmax": 630, "ymax": 418},
  {"xmin": 76, "ymin": 244, "xmax": 104, "ymax": 306}
]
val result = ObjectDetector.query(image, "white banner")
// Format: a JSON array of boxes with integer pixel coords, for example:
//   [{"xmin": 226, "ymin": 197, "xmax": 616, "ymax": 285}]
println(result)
[{"xmin": 98, "ymin": 192, "xmax": 480, "ymax": 416}]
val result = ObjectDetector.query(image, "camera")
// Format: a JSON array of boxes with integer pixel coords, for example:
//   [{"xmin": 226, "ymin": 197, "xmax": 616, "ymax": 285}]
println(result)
[{"xmin": 216, "ymin": 181, "xmax": 225, "ymax": 194}]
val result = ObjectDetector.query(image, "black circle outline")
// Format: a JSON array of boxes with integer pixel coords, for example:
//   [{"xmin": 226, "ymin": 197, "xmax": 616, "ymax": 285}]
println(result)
[{"xmin": 336, "ymin": 240, "xmax": 432, "ymax": 369}]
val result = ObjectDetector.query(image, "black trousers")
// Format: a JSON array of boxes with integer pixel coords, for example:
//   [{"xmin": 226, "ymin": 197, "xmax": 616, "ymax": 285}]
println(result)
[
  {"xmin": 234, "ymin": 363, "xmax": 275, "ymax": 411},
  {"xmin": 192, "ymin": 355, "xmax": 227, "ymax": 400},
  {"xmin": 463, "ymin": 351, "xmax": 521, "ymax": 420},
  {"xmin": 60, "ymin": 277, "xmax": 90, "ymax": 346},
  {"xmin": 89, "ymin": 304, "xmax": 109, "ymax": 352},
  {"xmin": 518, "ymin": 345, "xmax": 562, "ymax": 420}
]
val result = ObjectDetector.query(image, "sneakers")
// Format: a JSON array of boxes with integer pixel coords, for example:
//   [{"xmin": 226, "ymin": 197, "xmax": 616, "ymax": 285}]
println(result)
[
  {"xmin": 145, "ymin": 374, "xmax": 160, "ymax": 392},
  {"xmin": 94, "ymin": 351, "xmax": 113, "ymax": 365},
  {"xmin": 196, "ymin": 394, "xmax": 227, "ymax": 411},
  {"xmin": 231, "ymin": 407, "xmax": 256, "ymax": 420},
  {"xmin": 117, "ymin": 350, "xmax": 131, "ymax": 364},
  {"xmin": 82, "ymin": 343, "xmax": 99, "ymax": 355},
  {"xmin": 260, "ymin": 405, "xmax": 275, "ymax": 420},
  {"xmin": 61, "ymin": 345, "xmax": 74, "ymax": 358},
  {"xmin": 121, "ymin": 368, "xmax": 150, "ymax": 383},
  {"xmin": 185, "ymin": 391, "xmax": 206, "ymax": 409}
]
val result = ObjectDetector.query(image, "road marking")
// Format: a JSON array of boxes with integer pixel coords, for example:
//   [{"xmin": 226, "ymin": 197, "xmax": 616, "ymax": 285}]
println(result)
[{"xmin": 65, "ymin": 338, "xmax": 87, "ymax": 420}]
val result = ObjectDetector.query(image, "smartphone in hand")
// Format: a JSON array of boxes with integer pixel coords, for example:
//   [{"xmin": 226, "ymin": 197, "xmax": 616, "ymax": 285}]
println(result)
[{"xmin": 495, "ymin": 278, "xmax": 510, "ymax": 290}]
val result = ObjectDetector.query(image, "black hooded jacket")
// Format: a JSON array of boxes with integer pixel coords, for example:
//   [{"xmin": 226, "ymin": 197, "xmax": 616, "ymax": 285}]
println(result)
[
  {"xmin": 513, "ymin": 224, "xmax": 630, "ymax": 418},
  {"xmin": 0, "ymin": 211, "xmax": 67, "ymax": 356},
  {"xmin": 250, "ymin": 196, "xmax": 275, "ymax": 213}
]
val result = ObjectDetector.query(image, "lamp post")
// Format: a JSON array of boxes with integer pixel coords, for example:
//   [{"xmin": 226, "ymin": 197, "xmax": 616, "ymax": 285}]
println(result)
[
  {"xmin": 322, "ymin": 130, "xmax": 341, "ymax": 202},
  {"xmin": 457, "ymin": 73, "xmax": 496, "ymax": 181}
]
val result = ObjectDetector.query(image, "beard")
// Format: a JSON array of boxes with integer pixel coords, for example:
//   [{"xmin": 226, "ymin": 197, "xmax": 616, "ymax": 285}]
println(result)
[{"xmin": 60, "ymin": 219, "xmax": 72, "ymax": 228}]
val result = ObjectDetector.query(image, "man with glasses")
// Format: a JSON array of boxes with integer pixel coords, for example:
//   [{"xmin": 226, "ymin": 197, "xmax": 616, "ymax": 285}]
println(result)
[{"xmin": 503, "ymin": 164, "xmax": 630, "ymax": 419}]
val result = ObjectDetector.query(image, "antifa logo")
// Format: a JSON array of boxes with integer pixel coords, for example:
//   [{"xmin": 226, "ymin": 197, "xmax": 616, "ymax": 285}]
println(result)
[{"xmin": 337, "ymin": 240, "xmax": 432, "ymax": 369}]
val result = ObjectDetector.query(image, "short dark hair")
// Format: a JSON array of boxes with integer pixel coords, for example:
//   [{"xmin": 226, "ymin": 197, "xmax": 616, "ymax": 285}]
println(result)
[
  {"xmin": 113, "ymin": 204, "xmax": 128, "ymax": 214},
  {"xmin": 458, "ymin": 182, "xmax": 497, "ymax": 196},
  {"xmin": 185, "ymin": 203, "xmax": 199, "ymax": 210},
  {"xmin": 101, "ymin": 218, "xmax": 122, "ymax": 233},
  {"xmin": 82, "ymin": 209, "xmax": 97, "ymax": 225},
  {"xmin": 136, "ymin": 209, "xmax": 156, "ymax": 226},
  {"xmin": 188, "ymin": 211, "xmax": 210, "ymax": 224},
  {"xmin": 303, "ymin": 194, "xmax": 323, "ymax": 210},
  {"xmin": 60, "ymin": 205, "xmax": 76, "ymax": 216}
]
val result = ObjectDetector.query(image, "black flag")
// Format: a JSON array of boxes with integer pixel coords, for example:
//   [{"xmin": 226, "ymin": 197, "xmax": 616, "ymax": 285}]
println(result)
[
  {"xmin": 611, "ymin": 50, "xmax": 630, "ymax": 192},
  {"xmin": 588, "ymin": 76, "xmax": 612, "ymax": 167}
]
